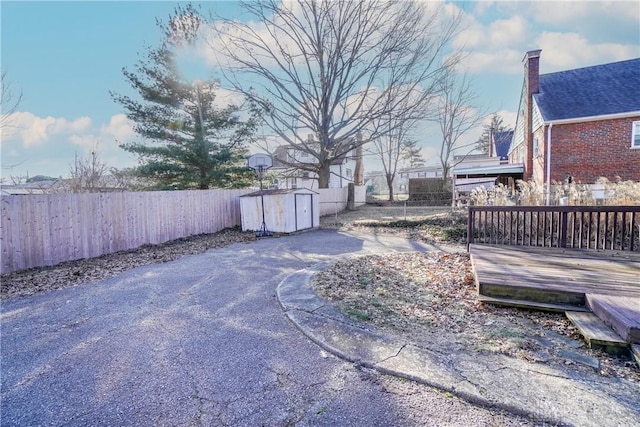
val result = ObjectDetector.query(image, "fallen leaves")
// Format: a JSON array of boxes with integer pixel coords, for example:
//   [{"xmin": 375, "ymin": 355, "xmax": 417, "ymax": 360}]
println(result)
[
  {"xmin": 311, "ymin": 250, "xmax": 640, "ymax": 382},
  {"xmin": 0, "ymin": 227, "xmax": 256, "ymax": 300}
]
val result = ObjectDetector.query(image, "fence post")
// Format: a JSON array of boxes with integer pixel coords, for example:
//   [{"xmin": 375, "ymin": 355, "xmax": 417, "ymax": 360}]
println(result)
[
  {"xmin": 347, "ymin": 183, "xmax": 355, "ymax": 210},
  {"xmin": 560, "ymin": 210, "xmax": 568, "ymax": 248},
  {"xmin": 467, "ymin": 208, "xmax": 475, "ymax": 249}
]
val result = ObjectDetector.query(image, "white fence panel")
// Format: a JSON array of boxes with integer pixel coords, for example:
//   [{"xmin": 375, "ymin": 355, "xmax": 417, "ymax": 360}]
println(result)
[
  {"xmin": 317, "ymin": 186, "xmax": 366, "ymax": 216},
  {"xmin": 318, "ymin": 187, "xmax": 348, "ymax": 217}
]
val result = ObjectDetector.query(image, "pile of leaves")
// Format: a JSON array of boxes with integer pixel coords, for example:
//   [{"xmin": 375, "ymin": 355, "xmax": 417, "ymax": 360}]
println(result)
[
  {"xmin": 0, "ymin": 227, "xmax": 256, "ymax": 300},
  {"xmin": 312, "ymin": 251, "xmax": 640, "ymax": 381}
]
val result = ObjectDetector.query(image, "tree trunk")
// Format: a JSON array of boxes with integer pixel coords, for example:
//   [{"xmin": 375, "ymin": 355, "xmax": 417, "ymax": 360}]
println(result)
[
  {"xmin": 386, "ymin": 173, "xmax": 394, "ymax": 201},
  {"xmin": 317, "ymin": 163, "xmax": 331, "ymax": 188}
]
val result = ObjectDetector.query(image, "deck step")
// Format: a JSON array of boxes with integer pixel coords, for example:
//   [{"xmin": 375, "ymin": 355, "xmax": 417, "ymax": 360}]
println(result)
[
  {"xmin": 586, "ymin": 294, "xmax": 640, "ymax": 344},
  {"xmin": 632, "ymin": 345, "xmax": 640, "ymax": 367},
  {"xmin": 476, "ymin": 282, "xmax": 586, "ymax": 306},
  {"xmin": 479, "ymin": 295, "xmax": 589, "ymax": 313},
  {"xmin": 566, "ymin": 311, "xmax": 629, "ymax": 356}
]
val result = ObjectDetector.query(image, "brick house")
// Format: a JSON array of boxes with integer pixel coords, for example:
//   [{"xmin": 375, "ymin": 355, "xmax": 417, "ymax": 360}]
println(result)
[{"xmin": 509, "ymin": 50, "xmax": 640, "ymax": 194}]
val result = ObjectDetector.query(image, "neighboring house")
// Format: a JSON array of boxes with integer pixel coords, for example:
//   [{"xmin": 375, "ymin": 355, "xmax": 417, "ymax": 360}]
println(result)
[
  {"xmin": 491, "ymin": 130, "xmax": 514, "ymax": 163},
  {"xmin": 270, "ymin": 137, "xmax": 362, "ymax": 189},
  {"xmin": 453, "ymin": 153, "xmax": 523, "ymax": 194},
  {"xmin": 509, "ymin": 50, "xmax": 640, "ymax": 189},
  {"xmin": 1, "ymin": 179, "xmax": 63, "ymax": 195},
  {"xmin": 397, "ymin": 165, "xmax": 444, "ymax": 193},
  {"xmin": 1, "ymin": 175, "xmax": 131, "ymax": 194}
]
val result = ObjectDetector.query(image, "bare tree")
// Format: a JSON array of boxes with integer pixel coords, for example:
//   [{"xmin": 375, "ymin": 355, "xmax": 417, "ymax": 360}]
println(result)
[
  {"xmin": 367, "ymin": 115, "xmax": 422, "ymax": 201},
  {"xmin": 209, "ymin": 0, "xmax": 460, "ymax": 188},
  {"xmin": 1, "ymin": 71, "xmax": 25, "ymax": 173},
  {"xmin": 67, "ymin": 150, "xmax": 110, "ymax": 193},
  {"xmin": 0, "ymin": 71, "xmax": 22, "ymax": 130},
  {"xmin": 435, "ymin": 72, "xmax": 486, "ymax": 180}
]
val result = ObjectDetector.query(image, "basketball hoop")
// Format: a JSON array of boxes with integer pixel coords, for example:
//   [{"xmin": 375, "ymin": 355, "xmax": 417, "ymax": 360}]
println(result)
[
  {"xmin": 247, "ymin": 154, "xmax": 274, "ymax": 237},
  {"xmin": 248, "ymin": 154, "xmax": 273, "ymax": 179}
]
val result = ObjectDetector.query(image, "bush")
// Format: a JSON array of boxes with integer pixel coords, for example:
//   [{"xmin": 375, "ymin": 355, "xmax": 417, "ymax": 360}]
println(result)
[{"xmin": 470, "ymin": 178, "xmax": 640, "ymax": 206}]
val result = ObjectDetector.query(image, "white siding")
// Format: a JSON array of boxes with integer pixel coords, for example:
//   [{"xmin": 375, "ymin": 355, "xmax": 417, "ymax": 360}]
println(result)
[{"xmin": 532, "ymin": 99, "xmax": 544, "ymax": 133}]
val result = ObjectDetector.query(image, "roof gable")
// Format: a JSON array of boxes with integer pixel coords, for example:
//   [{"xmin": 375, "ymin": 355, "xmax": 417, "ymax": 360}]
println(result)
[
  {"xmin": 534, "ymin": 58, "xmax": 640, "ymax": 121},
  {"xmin": 493, "ymin": 130, "xmax": 513, "ymax": 160}
]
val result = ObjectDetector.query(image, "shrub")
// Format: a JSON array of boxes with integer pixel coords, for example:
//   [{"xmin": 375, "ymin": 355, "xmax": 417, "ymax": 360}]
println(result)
[{"xmin": 470, "ymin": 178, "xmax": 640, "ymax": 206}]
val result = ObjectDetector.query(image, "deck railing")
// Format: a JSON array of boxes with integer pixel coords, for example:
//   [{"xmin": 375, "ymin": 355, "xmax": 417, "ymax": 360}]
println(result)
[{"xmin": 467, "ymin": 206, "xmax": 640, "ymax": 251}]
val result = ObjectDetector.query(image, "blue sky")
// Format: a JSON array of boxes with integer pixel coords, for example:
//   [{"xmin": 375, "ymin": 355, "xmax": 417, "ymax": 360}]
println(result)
[{"xmin": 2, "ymin": 1, "xmax": 639, "ymax": 180}]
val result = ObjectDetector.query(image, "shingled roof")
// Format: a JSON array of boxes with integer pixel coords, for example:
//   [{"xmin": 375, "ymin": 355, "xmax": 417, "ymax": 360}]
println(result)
[
  {"xmin": 493, "ymin": 130, "xmax": 513, "ymax": 160},
  {"xmin": 534, "ymin": 58, "xmax": 640, "ymax": 122}
]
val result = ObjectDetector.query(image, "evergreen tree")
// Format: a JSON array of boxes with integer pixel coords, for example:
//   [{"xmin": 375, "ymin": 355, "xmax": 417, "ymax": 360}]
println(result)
[
  {"xmin": 475, "ymin": 114, "xmax": 511, "ymax": 154},
  {"xmin": 111, "ymin": 38, "xmax": 257, "ymax": 190},
  {"xmin": 402, "ymin": 140, "xmax": 425, "ymax": 169}
]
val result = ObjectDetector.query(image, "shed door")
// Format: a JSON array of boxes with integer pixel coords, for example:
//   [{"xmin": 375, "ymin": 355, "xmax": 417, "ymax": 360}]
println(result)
[{"xmin": 295, "ymin": 194, "xmax": 313, "ymax": 230}]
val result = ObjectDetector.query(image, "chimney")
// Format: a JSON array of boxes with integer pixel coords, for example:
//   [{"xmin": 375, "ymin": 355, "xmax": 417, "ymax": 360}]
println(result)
[
  {"xmin": 523, "ymin": 49, "xmax": 541, "ymax": 95},
  {"xmin": 522, "ymin": 50, "xmax": 541, "ymax": 180}
]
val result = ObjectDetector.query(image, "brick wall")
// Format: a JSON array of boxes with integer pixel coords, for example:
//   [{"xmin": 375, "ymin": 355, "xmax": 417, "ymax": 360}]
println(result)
[{"xmin": 543, "ymin": 117, "xmax": 640, "ymax": 183}]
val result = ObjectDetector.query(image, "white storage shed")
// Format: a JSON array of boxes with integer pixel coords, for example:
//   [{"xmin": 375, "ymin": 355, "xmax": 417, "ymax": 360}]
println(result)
[{"xmin": 240, "ymin": 188, "xmax": 320, "ymax": 233}]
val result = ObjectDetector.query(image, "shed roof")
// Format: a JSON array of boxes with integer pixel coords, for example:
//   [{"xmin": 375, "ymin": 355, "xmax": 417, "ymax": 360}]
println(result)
[
  {"xmin": 240, "ymin": 188, "xmax": 318, "ymax": 197},
  {"xmin": 454, "ymin": 163, "xmax": 524, "ymax": 176},
  {"xmin": 534, "ymin": 58, "xmax": 640, "ymax": 121}
]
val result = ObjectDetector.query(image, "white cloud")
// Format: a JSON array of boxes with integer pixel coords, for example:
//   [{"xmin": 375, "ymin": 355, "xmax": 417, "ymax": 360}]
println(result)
[
  {"xmin": 454, "ymin": 1, "xmax": 639, "ymax": 75},
  {"xmin": 526, "ymin": 1, "xmax": 639, "ymax": 28},
  {"xmin": 488, "ymin": 15, "xmax": 529, "ymax": 48},
  {"xmin": 1, "ymin": 111, "xmax": 134, "ymax": 156},
  {"xmin": 65, "ymin": 114, "xmax": 136, "ymax": 155},
  {"xmin": 535, "ymin": 32, "xmax": 639, "ymax": 72},
  {"xmin": 100, "ymin": 114, "xmax": 136, "ymax": 144},
  {"xmin": 1, "ymin": 112, "xmax": 139, "ymax": 179},
  {"xmin": 1, "ymin": 112, "xmax": 93, "ymax": 147},
  {"xmin": 458, "ymin": 49, "xmax": 523, "ymax": 74},
  {"xmin": 495, "ymin": 109, "xmax": 517, "ymax": 130}
]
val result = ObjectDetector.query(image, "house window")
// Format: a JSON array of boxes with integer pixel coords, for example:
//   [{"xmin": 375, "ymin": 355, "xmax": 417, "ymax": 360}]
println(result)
[
  {"xmin": 632, "ymin": 121, "xmax": 640, "ymax": 148},
  {"xmin": 346, "ymin": 168, "xmax": 352, "ymax": 179},
  {"xmin": 533, "ymin": 137, "xmax": 539, "ymax": 157},
  {"xmin": 291, "ymin": 178, "xmax": 297, "ymax": 189}
]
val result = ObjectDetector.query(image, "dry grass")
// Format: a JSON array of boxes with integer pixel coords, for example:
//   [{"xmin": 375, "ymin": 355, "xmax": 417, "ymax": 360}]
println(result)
[
  {"xmin": 470, "ymin": 178, "xmax": 640, "ymax": 206},
  {"xmin": 314, "ymin": 206, "xmax": 640, "ymax": 381}
]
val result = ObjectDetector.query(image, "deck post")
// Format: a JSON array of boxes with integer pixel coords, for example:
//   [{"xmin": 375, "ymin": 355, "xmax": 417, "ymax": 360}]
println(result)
[
  {"xmin": 560, "ymin": 211, "xmax": 568, "ymax": 248},
  {"xmin": 467, "ymin": 208, "xmax": 474, "ymax": 249}
]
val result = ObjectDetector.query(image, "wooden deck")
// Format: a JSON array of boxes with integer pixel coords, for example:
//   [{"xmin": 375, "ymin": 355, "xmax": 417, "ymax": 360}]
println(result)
[{"xmin": 469, "ymin": 244, "xmax": 640, "ymax": 349}]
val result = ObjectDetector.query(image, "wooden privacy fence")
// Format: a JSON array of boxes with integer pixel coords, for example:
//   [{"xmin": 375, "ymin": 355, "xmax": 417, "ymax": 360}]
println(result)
[
  {"xmin": 1, "ymin": 189, "xmax": 251, "ymax": 274},
  {"xmin": 467, "ymin": 205, "xmax": 640, "ymax": 251}
]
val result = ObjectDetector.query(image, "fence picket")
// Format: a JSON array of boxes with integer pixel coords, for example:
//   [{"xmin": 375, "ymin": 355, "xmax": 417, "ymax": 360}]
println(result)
[{"xmin": 468, "ymin": 206, "xmax": 640, "ymax": 252}]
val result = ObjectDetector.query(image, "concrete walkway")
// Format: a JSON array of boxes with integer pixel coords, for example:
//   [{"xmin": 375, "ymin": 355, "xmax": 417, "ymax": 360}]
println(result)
[
  {"xmin": 2, "ymin": 229, "xmax": 638, "ymax": 426},
  {"xmin": 278, "ymin": 264, "xmax": 640, "ymax": 427}
]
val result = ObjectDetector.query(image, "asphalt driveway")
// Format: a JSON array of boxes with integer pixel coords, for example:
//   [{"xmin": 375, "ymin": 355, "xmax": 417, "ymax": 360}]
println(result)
[{"xmin": 2, "ymin": 229, "xmax": 503, "ymax": 426}]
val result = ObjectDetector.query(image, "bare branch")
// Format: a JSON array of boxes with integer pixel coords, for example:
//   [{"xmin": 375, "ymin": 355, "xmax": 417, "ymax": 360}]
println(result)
[
  {"xmin": 0, "ymin": 70, "xmax": 23, "ymax": 131},
  {"xmin": 434, "ymin": 72, "xmax": 488, "ymax": 179},
  {"xmin": 208, "ymin": 0, "xmax": 461, "ymax": 187}
]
